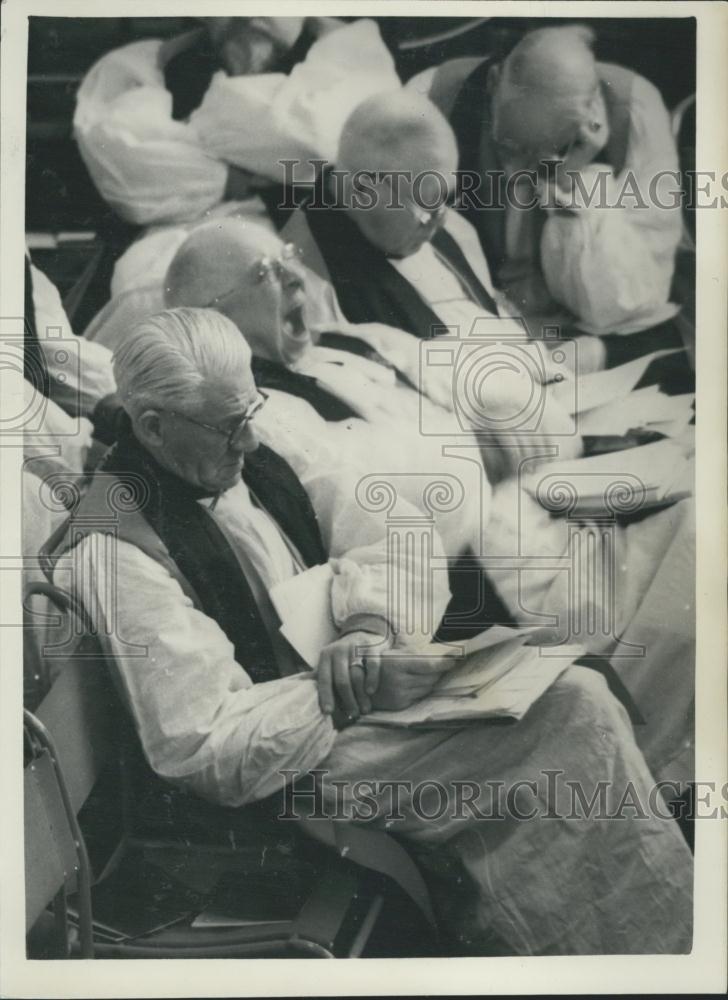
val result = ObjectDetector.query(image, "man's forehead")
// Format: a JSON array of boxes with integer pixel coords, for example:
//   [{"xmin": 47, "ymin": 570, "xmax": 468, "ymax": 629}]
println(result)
[
  {"xmin": 198, "ymin": 370, "xmax": 256, "ymax": 416},
  {"xmin": 497, "ymin": 92, "xmax": 587, "ymax": 149},
  {"xmin": 233, "ymin": 228, "xmax": 282, "ymax": 263}
]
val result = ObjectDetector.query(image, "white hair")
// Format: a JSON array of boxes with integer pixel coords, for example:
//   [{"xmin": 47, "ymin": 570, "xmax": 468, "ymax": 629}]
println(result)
[{"xmin": 113, "ymin": 307, "xmax": 251, "ymax": 421}]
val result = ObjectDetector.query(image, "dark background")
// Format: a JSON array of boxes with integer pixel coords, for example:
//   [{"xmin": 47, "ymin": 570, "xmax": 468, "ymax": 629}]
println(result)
[
  {"xmin": 25, "ymin": 15, "xmax": 696, "ymax": 329},
  {"xmin": 26, "ymin": 15, "xmax": 697, "ymax": 231}
]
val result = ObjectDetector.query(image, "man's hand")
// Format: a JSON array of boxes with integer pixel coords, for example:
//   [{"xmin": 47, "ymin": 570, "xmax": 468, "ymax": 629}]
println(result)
[
  {"xmin": 317, "ymin": 631, "xmax": 387, "ymax": 720},
  {"xmin": 367, "ymin": 651, "xmax": 456, "ymax": 712}
]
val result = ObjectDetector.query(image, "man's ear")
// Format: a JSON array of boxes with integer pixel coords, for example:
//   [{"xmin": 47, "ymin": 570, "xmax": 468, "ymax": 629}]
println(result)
[
  {"xmin": 486, "ymin": 63, "xmax": 501, "ymax": 97},
  {"xmin": 135, "ymin": 409, "xmax": 165, "ymax": 450}
]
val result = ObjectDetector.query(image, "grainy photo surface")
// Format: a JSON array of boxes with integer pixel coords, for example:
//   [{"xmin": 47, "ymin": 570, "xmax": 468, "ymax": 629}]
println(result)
[{"xmin": 2, "ymin": 1, "xmax": 726, "ymax": 996}]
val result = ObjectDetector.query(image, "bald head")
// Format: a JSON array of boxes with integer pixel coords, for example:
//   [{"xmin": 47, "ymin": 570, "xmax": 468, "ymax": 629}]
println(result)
[
  {"xmin": 337, "ymin": 90, "xmax": 458, "ymax": 257},
  {"xmin": 338, "ymin": 89, "xmax": 458, "ymax": 177},
  {"xmin": 504, "ymin": 25, "xmax": 597, "ymax": 100},
  {"xmin": 165, "ymin": 218, "xmax": 281, "ymax": 310},
  {"xmin": 165, "ymin": 218, "xmax": 311, "ymax": 367},
  {"xmin": 490, "ymin": 24, "xmax": 607, "ymax": 171}
]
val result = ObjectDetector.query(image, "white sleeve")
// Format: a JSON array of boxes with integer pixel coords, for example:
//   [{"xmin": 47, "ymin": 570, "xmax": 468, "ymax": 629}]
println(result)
[
  {"xmin": 30, "ymin": 264, "xmax": 116, "ymax": 404},
  {"xmin": 190, "ymin": 20, "xmax": 401, "ymax": 181},
  {"xmin": 73, "ymin": 40, "xmax": 228, "ymax": 225},
  {"xmin": 280, "ymin": 431, "xmax": 451, "ymax": 648},
  {"xmin": 23, "ymin": 381, "xmax": 94, "ymax": 476},
  {"xmin": 66, "ymin": 536, "xmax": 336, "ymax": 808},
  {"xmin": 541, "ymin": 75, "xmax": 683, "ymax": 334}
]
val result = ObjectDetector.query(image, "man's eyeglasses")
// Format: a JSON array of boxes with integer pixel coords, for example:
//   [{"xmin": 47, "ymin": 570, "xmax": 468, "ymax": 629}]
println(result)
[
  {"xmin": 404, "ymin": 197, "xmax": 452, "ymax": 228},
  {"xmin": 256, "ymin": 241, "xmax": 303, "ymax": 283},
  {"xmin": 380, "ymin": 174, "xmax": 455, "ymax": 229},
  {"xmin": 161, "ymin": 390, "xmax": 269, "ymax": 449},
  {"xmin": 203, "ymin": 244, "xmax": 303, "ymax": 307}
]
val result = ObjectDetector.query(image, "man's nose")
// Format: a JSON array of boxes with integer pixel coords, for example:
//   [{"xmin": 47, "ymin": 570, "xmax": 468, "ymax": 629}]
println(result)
[
  {"xmin": 227, "ymin": 422, "xmax": 258, "ymax": 456},
  {"xmin": 242, "ymin": 423, "xmax": 260, "ymax": 453},
  {"xmin": 280, "ymin": 261, "xmax": 303, "ymax": 290}
]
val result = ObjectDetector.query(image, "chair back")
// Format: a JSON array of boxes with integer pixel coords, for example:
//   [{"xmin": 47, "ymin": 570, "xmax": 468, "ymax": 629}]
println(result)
[
  {"xmin": 23, "ymin": 581, "xmax": 121, "ymax": 955},
  {"xmin": 24, "ymin": 709, "xmax": 94, "ymax": 957},
  {"xmin": 23, "ymin": 584, "xmax": 438, "ymax": 945}
]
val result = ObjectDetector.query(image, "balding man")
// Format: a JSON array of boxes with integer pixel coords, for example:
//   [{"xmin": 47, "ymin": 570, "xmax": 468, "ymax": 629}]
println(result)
[
  {"xmin": 43, "ymin": 308, "xmax": 693, "ymax": 956},
  {"xmin": 282, "ymin": 89, "xmax": 581, "ymax": 466},
  {"xmin": 164, "ymin": 218, "xmax": 502, "ymax": 624},
  {"xmin": 412, "ymin": 24, "xmax": 684, "ymax": 368},
  {"xmin": 163, "ymin": 216, "xmax": 570, "ymax": 555}
]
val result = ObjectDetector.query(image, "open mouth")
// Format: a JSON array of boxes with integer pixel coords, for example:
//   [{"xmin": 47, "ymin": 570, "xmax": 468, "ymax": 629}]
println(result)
[{"xmin": 281, "ymin": 302, "xmax": 309, "ymax": 348}]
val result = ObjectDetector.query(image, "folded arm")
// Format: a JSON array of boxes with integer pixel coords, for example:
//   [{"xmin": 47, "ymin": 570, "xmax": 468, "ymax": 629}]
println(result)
[
  {"xmin": 67, "ymin": 537, "xmax": 336, "ymax": 808},
  {"xmin": 73, "ymin": 40, "xmax": 228, "ymax": 225},
  {"xmin": 540, "ymin": 76, "xmax": 682, "ymax": 334}
]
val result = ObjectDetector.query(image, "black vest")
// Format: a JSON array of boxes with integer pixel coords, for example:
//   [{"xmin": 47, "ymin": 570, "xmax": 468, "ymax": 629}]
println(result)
[
  {"xmin": 49, "ymin": 419, "xmax": 326, "ymax": 685},
  {"xmin": 303, "ymin": 184, "xmax": 499, "ymax": 339}
]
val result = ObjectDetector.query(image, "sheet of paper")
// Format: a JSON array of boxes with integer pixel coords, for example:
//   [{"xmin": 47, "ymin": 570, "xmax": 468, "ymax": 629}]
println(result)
[
  {"xmin": 525, "ymin": 439, "xmax": 692, "ymax": 511},
  {"xmin": 453, "ymin": 624, "xmax": 543, "ymax": 657},
  {"xmin": 362, "ymin": 645, "xmax": 578, "ymax": 727},
  {"xmin": 577, "ymin": 388, "xmax": 694, "ymax": 436},
  {"xmin": 648, "ymin": 415, "xmax": 694, "ymax": 438},
  {"xmin": 551, "ymin": 348, "xmax": 681, "ymax": 415},
  {"xmin": 270, "ymin": 563, "xmax": 337, "ymax": 669},
  {"xmin": 435, "ymin": 632, "xmax": 534, "ymax": 694}
]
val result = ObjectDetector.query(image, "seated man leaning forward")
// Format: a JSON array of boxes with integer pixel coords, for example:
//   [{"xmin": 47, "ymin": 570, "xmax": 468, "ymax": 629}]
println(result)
[
  {"xmin": 411, "ymin": 24, "xmax": 685, "ymax": 368},
  {"xmin": 73, "ymin": 16, "xmax": 400, "ymax": 309},
  {"xmin": 46, "ymin": 307, "xmax": 692, "ymax": 955}
]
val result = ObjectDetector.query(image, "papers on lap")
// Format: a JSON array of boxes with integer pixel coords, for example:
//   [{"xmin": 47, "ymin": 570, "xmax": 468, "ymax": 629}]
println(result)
[
  {"xmin": 550, "ymin": 348, "xmax": 682, "ymax": 415},
  {"xmin": 269, "ymin": 567, "xmax": 579, "ymax": 727},
  {"xmin": 269, "ymin": 563, "xmax": 337, "ymax": 669},
  {"xmin": 361, "ymin": 637, "xmax": 583, "ymax": 729},
  {"xmin": 577, "ymin": 386, "xmax": 694, "ymax": 437},
  {"xmin": 524, "ymin": 439, "xmax": 693, "ymax": 516}
]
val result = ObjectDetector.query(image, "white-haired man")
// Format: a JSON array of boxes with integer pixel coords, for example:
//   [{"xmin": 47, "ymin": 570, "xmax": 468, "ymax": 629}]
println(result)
[
  {"xmin": 411, "ymin": 24, "xmax": 685, "ymax": 368},
  {"xmin": 44, "ymin": 306, "xmax": 692, "ymax": 955},
  {"xmin": 162, "ymin": 219, "xmax": 696, "ymax": 784},
  {"xmin": 46, "ymin": 306, "xmax": 450, "ymax": 731}
]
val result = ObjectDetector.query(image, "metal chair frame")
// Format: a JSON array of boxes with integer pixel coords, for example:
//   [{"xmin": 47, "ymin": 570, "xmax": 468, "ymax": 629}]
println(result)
[{"xmin": 22, "ymin": 579, "xmax": 435, "ymax": 959}]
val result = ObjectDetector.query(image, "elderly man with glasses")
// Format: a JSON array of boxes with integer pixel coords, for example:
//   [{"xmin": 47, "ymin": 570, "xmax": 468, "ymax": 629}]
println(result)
[
  {"xmin": 45, "ymin": 305, "xmax": 451, "ymax": 774},
  {"xmin": 43, "ymin": 307, "xmax": 693, "ymax": 957},
  {"xmin": 411, "ymin": 23, "xmax": 685, "ymax": 371}
]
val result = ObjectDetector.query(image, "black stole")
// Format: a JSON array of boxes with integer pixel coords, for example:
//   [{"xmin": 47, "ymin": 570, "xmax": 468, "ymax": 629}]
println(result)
[
  {"xmin": 102, "ymin": 418, "xmax": 325, "ymax": 683},
  {"xmin": 165, "ymin": 23, "xmax": 318, "ymax": 121},
  {"xmin": 252, "ymin": 335, "xmax": 420, "ymax": 423},
  {"xmin": 252, "ymin": 356, "xmax": 358, "ymax": 422},
  {"xmin": 303, "ymin": 190, "xmax": 498, "ymax": 340},
  {"xmin": 449, "ymin": 58, "xmax": 508, "ymax": 278}
]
